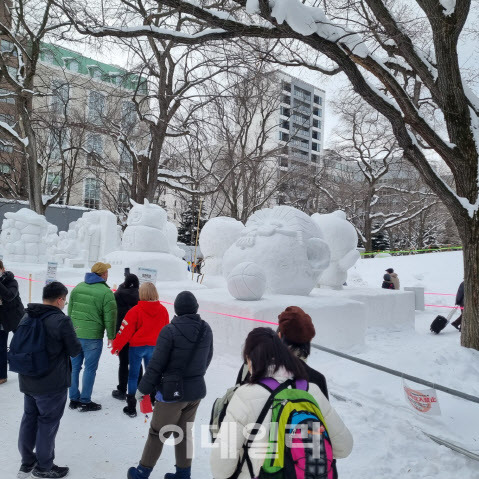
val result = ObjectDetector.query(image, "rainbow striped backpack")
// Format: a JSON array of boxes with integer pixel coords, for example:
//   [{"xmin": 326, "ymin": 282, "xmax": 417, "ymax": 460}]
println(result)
[{"xmin": 240, "ymin": 378, "xmax": 334, "ymax": 479}]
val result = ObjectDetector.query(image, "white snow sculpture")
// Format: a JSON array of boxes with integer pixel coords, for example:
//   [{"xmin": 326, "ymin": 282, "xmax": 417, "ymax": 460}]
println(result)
[
  {"xmin": 223, "ymin": 205, "xmax": 330, "ymax": 296},
  {"xmin": 0, "ymin": 208, "xmax": 58, "ymax": 264},
  {"xmin": 122, "ymin": 199, "xmax": 170, "ymax": 253},
  {"xmin": 54, "ymin": 210, "xmax": 119, "ymax": 265},
  {"xmin": 312, "ymin": 210, "xmax": 360, "ymax": 289},
  {"xmin": 105, "ymin": 199, "xmax": 187, "ymax": 281},
  {"xmin": 199, "ymin": 217, "xmax": 245, "ymax": 276},
  {"xmin": 227, "ymin": 262, "xmax": 266, "ymax": 301}
]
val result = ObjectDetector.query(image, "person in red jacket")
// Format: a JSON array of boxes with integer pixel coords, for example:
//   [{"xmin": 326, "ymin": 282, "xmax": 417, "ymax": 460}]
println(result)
[{"xmin": 111, "ymin": 282, "xmax": 169, "ymax": 417}]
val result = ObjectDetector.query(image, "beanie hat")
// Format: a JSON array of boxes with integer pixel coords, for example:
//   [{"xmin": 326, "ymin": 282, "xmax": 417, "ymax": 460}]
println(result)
[
  {"xmin": 174, "ymin": 291, "xmax": 199, "ymax": 316},
  {"xmin": 91, "ymin": 262, "xmax": 111, "ymax": 275},
  {"xmin": 384, "ymin": 273, "xmax": 391, "ymax": 281},
  {"xmin": 278, "ymin": 306, "xmax": 315, "ymax": 344},
  {"xmin": 124, "ymin": 274, "xmax": 139, "ymax": 289},
  {"xmin": 386, "ymin": 268, "xmax": 394, "ymax": 274}
]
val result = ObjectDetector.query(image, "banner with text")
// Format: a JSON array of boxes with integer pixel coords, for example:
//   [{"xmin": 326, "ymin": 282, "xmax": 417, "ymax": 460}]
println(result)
[{"xmin": 403, "ymin": 379, "xmax": 441, "ymax": 416}]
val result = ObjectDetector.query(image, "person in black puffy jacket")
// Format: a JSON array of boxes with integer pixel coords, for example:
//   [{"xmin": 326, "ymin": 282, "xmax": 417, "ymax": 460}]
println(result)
[
  {"xmin": 127, "ymin": 291, "xmax": 213, "ymax": 479},
  {"xmin": 111, "ymin": 274, "xmax": 140, "ymax": 400},
  {"xmin": 0, "ymin": 260, "xmax": 25, "ymax": 384}
]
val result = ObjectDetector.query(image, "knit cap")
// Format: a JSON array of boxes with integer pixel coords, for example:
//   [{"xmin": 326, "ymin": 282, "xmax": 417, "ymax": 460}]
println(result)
[
  {"xmin": 174, "ymin": 291, "xmax": 199, "ymax": 316},
  {"xmin": 278, "ymin": 306, "xmax": 315, "ymax": 344}
]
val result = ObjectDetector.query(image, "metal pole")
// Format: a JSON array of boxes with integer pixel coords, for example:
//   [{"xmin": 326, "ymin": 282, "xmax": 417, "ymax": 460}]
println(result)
[
  {"xmin": 192, "ymin": 198, "xmax": 203, "ymax": 281},
  {"xmin": 311, "ymin": 343, "xmax": 479, "ymax": 404}
]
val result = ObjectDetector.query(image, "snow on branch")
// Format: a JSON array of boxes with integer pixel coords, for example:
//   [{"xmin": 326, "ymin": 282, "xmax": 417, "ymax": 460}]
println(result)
[{"xmin": 0, "ymin": 121, "xmax": 29, "ymax": 147}]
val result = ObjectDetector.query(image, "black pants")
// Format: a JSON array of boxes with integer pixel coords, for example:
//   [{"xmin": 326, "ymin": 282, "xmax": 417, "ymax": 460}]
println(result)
[
  {"xmin": 451, "ymin": 314, "xmax": 462, "ymax": 330},
  {"xmin": 0, "ymin": 329, "xmax": 8, "ymax": 380},
  {"xmin": 117, "ymin": 344, "xmax": 143, "ymax": 393},
  {"xmin": 18, "ymin": 390, "xmax": 67, "ymax": 471}
]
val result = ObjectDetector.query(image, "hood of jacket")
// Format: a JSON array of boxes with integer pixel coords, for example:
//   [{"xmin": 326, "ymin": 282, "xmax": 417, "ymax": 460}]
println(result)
[
  {"xmin": 0, "ymin": 270, "xmax": 15, "ymax": 283},
  {"xmin": 171, "ymin": 313, "xmax": 202, "ymax": 342},
  {"xmin": 84, "ymin": 272, "xmax": 107, "ymax": 285},
  {"xmin": 25, "ymin": 303, "xmax": 62, "ymax": 318},
  {"xmin": 137, "ymin": 300, "xmax": 164, "ymax": 317}
]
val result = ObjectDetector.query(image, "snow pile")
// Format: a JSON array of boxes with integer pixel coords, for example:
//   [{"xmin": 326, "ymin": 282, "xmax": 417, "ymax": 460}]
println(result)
[
  {"xmin": 0, "ymin": 208, "xmax": 58, "ymax": 263},
  {"xmin": 222, "ymin": 205, "xmax": 330, "ymax": 295},
  {"xmin": 312, "ymin": 210, "xmax": 360, "ymax": 289},
  {"xmin": 199, "ymin": 216, "xmax": 245, "ymax": 276}
]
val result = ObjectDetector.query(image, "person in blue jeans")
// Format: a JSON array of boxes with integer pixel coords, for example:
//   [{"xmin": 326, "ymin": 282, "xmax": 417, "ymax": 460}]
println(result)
[
  {"xmin": 68, "ymin": 262, "xmax": 117, "ymax": 412},
  {"xmin": 111, "ymin": 282, "xmax": 169, "ymax": 417}
]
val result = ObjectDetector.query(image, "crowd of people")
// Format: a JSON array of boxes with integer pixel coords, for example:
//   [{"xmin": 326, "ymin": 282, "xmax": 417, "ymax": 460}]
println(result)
[{"xmin": 0, "ymin": 258, "xmax": 464, "ymax": 479}]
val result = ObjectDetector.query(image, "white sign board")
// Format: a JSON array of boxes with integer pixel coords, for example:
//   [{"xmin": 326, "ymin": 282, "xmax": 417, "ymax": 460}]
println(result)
[
  {"xmin": 46, "ymin": 262, "xmax": 58, "ymax": 285},
  {"xmin": 403, "ymin": 379, "xmax": 441, "ymax": 416},
  {"xmin": 138, "ymin": 267, "xmax": 158, "ymax": 285}
]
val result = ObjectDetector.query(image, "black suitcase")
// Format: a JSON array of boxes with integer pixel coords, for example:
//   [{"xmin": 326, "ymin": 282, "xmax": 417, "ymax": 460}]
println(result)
[{"xmin": 430, "ymin": 307, "xmax": 458, "ymax": 334}]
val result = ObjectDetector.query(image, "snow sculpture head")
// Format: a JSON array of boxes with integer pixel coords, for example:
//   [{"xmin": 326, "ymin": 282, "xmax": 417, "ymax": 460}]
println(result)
[
  {"xmin": 199, "ymin": 217, "xmax": 245, "ymax": 276},
  {"xmin": 122, "ymin": 199, "xmax": 170, "ymax": 253},
  {"xmin": 223, "ymin": 206, "xmax": 330, "ymax": 296},
  {"xmin": 312, "ymin": 210, "xmax": 360, "ymax": 289},
  {"xmin": 227, "ymin": 262, "xmax": 266, "ymax": 301}
]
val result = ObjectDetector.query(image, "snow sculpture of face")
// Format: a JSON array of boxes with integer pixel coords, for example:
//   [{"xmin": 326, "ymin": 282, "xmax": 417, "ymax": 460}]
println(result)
[
  {"xmin": 122, "ymin": 199, "xmax": 169, "ymax": 252},
  {"xmin": 199, "ymin": 217, "xmax": 245, "ymax": 275},
  {"xmin": 312, "ymin": 210, "xmax": 360, "ymax": 289},
  {"xmin": 222, "ymin": 206, "xmax": 331, "ymax": 296}
]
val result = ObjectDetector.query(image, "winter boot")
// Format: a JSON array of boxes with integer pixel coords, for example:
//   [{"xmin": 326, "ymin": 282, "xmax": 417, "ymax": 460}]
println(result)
[
  {"xmin": 164, "ymin": 466, "xmax": 191, "ymax": 479},
  {"xmin": 112, "ymin": 389, "xmax": 127, "ymax": 401},
  {"xmin": 127, "ymin": 464, "xmax": 152, "ymax": 479},
  {"xmin": 123, "ymin": 394, "xmax": 137, "ymax": 418}
]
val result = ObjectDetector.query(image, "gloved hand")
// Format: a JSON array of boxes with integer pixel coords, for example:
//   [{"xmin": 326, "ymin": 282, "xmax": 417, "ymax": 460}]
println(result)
[{"xmin": 135, "ymin": 390, "xmax": 146, "ymax": 402}]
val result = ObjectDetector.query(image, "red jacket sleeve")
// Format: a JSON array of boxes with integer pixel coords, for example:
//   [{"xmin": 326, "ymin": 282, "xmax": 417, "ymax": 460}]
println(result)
[{"xmin": 111, "ymin": 307, "xmax": 139, "ymax": 354}]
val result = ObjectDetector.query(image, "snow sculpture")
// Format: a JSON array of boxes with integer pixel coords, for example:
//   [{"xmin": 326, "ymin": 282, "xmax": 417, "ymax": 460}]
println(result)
[
  {"xmin": 223, "ymin": 205, "xmax": 331, "ymax": 296},
  {"xmin": 227, "ymin": 262, "xmax": 267, "ymax": 301},
  {"xmin": 0, "ymin": 208, "xmax": 58, "ymax": 264},
  {"xmin": 105, "ymin": 199, "xmax": 187, "ymax": 281},
  {"xmin": 199, "ymin": 217, "xmax": 245, "ymax": 275},
  {"xmin": 312, "ymin": 210, "xmax": 360, "ymax": 289},
  {"xmin": 53, "ymin": 210, "xmax": 119, "ymax": 265}
]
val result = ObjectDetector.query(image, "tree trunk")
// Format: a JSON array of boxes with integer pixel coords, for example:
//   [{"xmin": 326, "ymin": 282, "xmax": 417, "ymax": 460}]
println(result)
[{"xmin": 461, "ymin": 220, "xmax": 479, "ymax": 349}]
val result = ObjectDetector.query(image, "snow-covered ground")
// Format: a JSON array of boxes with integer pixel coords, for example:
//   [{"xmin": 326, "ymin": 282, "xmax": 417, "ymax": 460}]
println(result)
[{"xmin": 1, "ymin": 251, "xmax": 479, "ymax": 478}]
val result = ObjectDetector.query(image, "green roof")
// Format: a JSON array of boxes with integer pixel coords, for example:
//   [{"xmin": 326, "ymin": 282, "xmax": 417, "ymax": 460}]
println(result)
[{"xmin": 39, "ymin": 43, "xmax": 146, "ymax": 93}]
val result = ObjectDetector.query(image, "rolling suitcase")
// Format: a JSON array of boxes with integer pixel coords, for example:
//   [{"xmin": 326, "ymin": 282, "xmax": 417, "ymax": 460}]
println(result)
[{"xmin": 430, "ymin": 306, "xmax": 458, "ymax": 334}]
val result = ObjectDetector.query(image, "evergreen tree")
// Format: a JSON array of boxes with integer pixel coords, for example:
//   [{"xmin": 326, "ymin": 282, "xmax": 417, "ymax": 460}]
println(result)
[
  {"xmin": 177, "ymin": 197, "xmax": 207, "ymax": 246},
  {"xmin": 371, "ymin": 226, "xmax": 391, "ymax": 251}
]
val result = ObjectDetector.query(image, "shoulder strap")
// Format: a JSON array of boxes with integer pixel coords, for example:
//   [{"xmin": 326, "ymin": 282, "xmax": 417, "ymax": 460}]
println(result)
[{"xmin": 239, "ymin": 378, "xmax": 294, "ymax": 478}]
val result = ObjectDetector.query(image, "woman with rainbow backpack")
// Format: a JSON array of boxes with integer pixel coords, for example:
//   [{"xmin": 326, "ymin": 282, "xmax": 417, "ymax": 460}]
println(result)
[{"xmin": 210, "ymin": 327, "xmax": 353, "ymax": 479}]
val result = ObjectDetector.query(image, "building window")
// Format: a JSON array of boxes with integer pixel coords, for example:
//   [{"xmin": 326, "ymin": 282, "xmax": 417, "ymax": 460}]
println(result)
[
  {"xmin": 118, "ymin": 183, "xmax": 129, "ymax": 210},
  {"xmin": 279, "ymin": 157, "xmax": 288, "ymax": 168},
  {"xmin": 51, "ymin": 80, "xmax": 69, "ymax": 114},
  {"xmin": 84, "ymin": 178, "xmax": 101, "ymax": 209},
  {"xmin": 0, "ymin": 88, "xmax": 15, "ymax": 104},
  {"xmin": 119, "ymin": 144, "xmax": 133, "ymax": 172},
  {"xmin": 0, "ymin": 163, "xmax": 11, "ymax": 174},
  {"xmin": 280, "ymin": 106, "xmax": 291, "ymax": 117},
  {"xmin": 312, "ymin": 130, "xmax": 319, "ymax": 140},
  {"xmin": 279, "ymin": 131, "xmax": 290, "ymax": 142},
  {"xmin": 294, "ymin": 85, "xmax": 311, "ymax": 101},
  {"xmin": 43, "ymin": 50, "xmax": 54, "ymax": 64},
  {"xmin": 46, "ymin": 172, "xmax": 61, "ymax": 194},
  {"xmin": 122, "ymin": 101, "xmax": 137, "ymax": 130},
  {"xmin": 282, "ymin": 94, "xmax": 291, "ymax": 104},
  {"xmin": 1, "ymin": 40, "xmax": 17, "ymax": 56},
  {"xmin": 88, "ymin": 91, "xmax": 105, "ymax": 125},
  {"xmin": 0, "ymin": 142, "xmax": 14, "ymax": 153},
  {"xmin": 313, "ymin": 95, "xmax": 320, "ymax": 104},
  {"xmin": 313, "ymin": 119, "xmax": 320, "ymax": 129},
  {"xmin": 311, "ymin": 154, "xmax": 319, "ymax": 164},
  {"xmin": 86, "ymin": 134, "xmax": 103, "ymax": 166},
  {"xmin": 90, "ymin": 67, "xmax": 102, "ymax": 80},
  {"xmin": 312, "ymin": 141, "xmax": 319, "ymax": 152},
  {"xmin": 0, "ymin": 113, "xmax": 16, "ymax": 126},
  {"xmin": 313, "ymin": 107, "xmax": 322, "ymax": 117},
  {"xmin": 281, "ymin": 120, "xmax": 290, "ymax": 130},
  {"xmin": 50, "ymin": 129, "xmax": 70, "ymax": 161},
  {"xmin": 282, "ymin": 81, "xmax": 291, "ymax": 92},
  {"xmin": 68, "ymin": 60, "xmax": 79, "ymax": 73}
]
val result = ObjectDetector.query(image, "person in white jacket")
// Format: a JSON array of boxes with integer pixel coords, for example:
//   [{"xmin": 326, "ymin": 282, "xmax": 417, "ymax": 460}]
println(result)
[{"xmin": 210, "ymin": 327, "xmax": 353, "ymax": 479}]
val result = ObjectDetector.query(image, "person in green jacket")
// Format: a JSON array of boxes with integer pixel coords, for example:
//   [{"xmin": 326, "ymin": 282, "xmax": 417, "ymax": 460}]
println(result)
[{"xmin": 68, "ymin": 262, "xmax": 117, "ymax": 412}]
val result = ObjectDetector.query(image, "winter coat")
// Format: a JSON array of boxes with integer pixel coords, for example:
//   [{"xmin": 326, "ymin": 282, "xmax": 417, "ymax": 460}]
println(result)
[
  {"xmin": 68, "ymin": 273, "xmax": 117, "ymax": 340},
  {"xmin": 389, "ymin": 273, "xmax": 400, "ymax": 290},
  {"xmin": 114, "ymin": 284, "xmax": 139, "ymax": 333},
  {"xmin": 0, "ymin": 271, "xmax": 25, "ymax": 332},
  {"xmin": 111, "ymin": 301, "xmax": 169, "ymax": 353},
  {"xmin": 210, "ymin": 368, "xmax": 353, "ymax": 479},
  {"xmin": 18, "ymin": 304, "xmax": 82, "ymax": 395},
  {"xmin": 455, "ymin": 281, "xmax": 464, "ymax": 308},
  {"xmin": 382, "ymin": 281, "xmax": 395, "ymax": 290},
  {"xmin": 138, "ymin": 313, "xmax": 213, "ymax": 402}
]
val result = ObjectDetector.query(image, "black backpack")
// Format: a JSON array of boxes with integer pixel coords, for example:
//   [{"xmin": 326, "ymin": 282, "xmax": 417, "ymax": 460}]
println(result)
[{"xmin": 8, "ymin": 311, "xmax": 54, "ymax": 376}]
